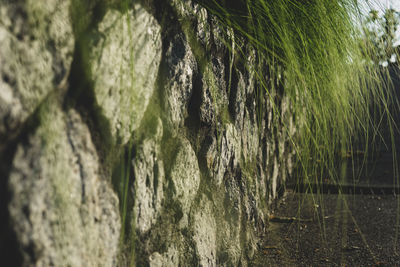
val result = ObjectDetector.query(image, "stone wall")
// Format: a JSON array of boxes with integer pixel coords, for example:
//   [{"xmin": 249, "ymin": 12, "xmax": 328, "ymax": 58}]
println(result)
[{"xmin": 0, "ymin": 0, "xmax": 295, "ymax": 266}]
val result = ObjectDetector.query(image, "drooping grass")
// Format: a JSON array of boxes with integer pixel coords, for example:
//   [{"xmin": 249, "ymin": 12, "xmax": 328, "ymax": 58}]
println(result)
[
  {"xmin": 194, "ymin": 0, "xmax": 400, "ymax": 261},
  {"xmin": 107, "ymin": 0, "xmax": 400, "ymax": 264},
  {"xmin": 197, "ymin": 0, "xmax": 397, "ymax": 197}
]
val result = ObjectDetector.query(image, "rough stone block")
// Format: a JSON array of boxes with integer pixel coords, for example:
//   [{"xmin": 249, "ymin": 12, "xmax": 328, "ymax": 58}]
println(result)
[
  {"xmin": 90, "ymin": 5, "xmax": 162, "ymax": 144},
  {"xmin": 0, "ymin": 0, "xmax": 74, "ymax": 141},
  {"xmin": 8, "ymin": 104, "xmax": 120, "ymax": 266}
]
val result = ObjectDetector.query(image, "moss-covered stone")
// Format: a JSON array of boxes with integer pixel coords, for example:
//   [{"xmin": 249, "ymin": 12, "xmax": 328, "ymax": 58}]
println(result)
[
  {"xmin": 133, "ymin": 117, "xmax": 164, "ymax": 234},
  {"xmin": 1, "ymin": 1, "xmax": 296, "ymax": 266},
  {"xmin": 169, "ymin": 137, "xmax": 200, "ymax": 227},
  {"xmin": 163, "ymin": 33, "xmax": 197, "ymax": 130},
  {"xmin": 149, "ymin": 245, "xmax": 179, "ymax": 266},
  {"xmin": 8, "ymin": 103, "xmax": 120, "ymax": 266},
  {"xmin": 89, "ymin": 4, "xmax": 162, "ymax": 144},
  {"xmin": 191, "ymin": 194, "xmax": 217, "ymax": 266},
  {"xmin": 0, "ymin": 0, "xmax": 74, "ymax": 142}
]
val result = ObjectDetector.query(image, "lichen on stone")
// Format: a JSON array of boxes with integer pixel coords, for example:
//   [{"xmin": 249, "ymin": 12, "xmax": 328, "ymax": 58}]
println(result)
[
  {"xmin": 0, "ymin": 0, "xmax": 74, "ymax": 141},
  {"xmin": 89, "ymin": 4, "xmax": 162, "ymax": 144},
  {"xmin": 8, "ymin": 103, "xmax": 120, "ymax": 266}
]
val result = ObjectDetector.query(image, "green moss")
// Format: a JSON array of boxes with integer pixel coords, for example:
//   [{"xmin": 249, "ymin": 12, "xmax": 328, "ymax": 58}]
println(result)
[
  {"xmin": 63, "ymin": 0, "xmax": 398, "ymax": 264},
  {"xmin": 177, "ymin": 9, "xmax": 233, "ymax": 130}
]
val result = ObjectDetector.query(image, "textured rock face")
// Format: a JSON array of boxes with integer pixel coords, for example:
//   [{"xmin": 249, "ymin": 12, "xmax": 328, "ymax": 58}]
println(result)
[
  {"xmin": 170, "ymin": 137, "xmax": 201, "ymax": 218},
  {"xmin": 0, "ymin": 0, "xmax": 295, "ymax": 266},
  {"xmin": 163, "ymin": 33, "xmax": 197, "ymax": 129},
  {"xmin": 8, "ymin": 104, "xmax": 120, "ymax": 266},
  {"xmin": 90, "ymin": 5, "xmax": 162, "ymax": 144},
  {"xmin": 0, "ymin": 0, "xmax": 74, "ymax": 144},
  {"xmin": 192, "ymin": 196, "xmax": 217, "ymax": 266},
  {"xmin": 133, "ymin": 118, "xmax": 164, "ymax": 233}
]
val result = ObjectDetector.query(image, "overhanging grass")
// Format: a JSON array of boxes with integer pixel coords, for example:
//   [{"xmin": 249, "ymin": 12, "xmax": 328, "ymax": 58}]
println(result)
[
  {"xmin": 197, "ymin": 0, "xmax": 394, "ymax": 191},
  {"xmin": 111, "ymin": 0, "xmax": 399, "ymax": 264},
  {"xmin": 194, "ymin": 0, "xmax": 400, "ymax": 259}
]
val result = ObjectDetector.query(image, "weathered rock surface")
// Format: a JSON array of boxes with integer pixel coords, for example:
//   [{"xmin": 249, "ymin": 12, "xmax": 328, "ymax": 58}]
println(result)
[
  {"xmin": 162, "ymin": 33, "xmax": 197, "ymax": 130},
  {"xmin": 192, "ymin": 195, "xmax": 217, "ymax": 266},
  {"xmin": 0, "ymin": 0, "xmax": 74, "ymax": 143},
  {"xmin": 90, "ymin": 5, "xmax": 162, "ymax": 144},
  {"xmin": 133, "ymin": 117, "xmax": 164, "ymax": 234},
  {"xmin": 149, "ymin": 245, "xmax": 180, "ymax": 267},
  {"xmin": 8, "ymin": 104, "xmax": 120, "ymax": 266},
  {"xmin": 0, "ymin": 0, "xmax": 295, "ymax": 266}
]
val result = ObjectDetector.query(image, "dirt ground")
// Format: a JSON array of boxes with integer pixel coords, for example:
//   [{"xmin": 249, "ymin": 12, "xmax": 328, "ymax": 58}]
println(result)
[
  {"xmin": 252, "ymin": 191, "xmax": 400, "ymax": 266},
  {"xmin": 252, "ymin": 78, "xmax": 400, "ymax": 266}
]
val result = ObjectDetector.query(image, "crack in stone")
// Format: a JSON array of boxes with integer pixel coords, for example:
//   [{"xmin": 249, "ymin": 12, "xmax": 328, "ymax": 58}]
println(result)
[{"xmin": 66, "ymin": 117, "xmax": 86, "ymax": 204}]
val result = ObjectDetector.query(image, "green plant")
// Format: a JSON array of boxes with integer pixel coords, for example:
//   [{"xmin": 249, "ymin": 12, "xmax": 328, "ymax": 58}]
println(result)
[
  {"xmin": 110, "ymin": 0, "xmax": 400, "ymax": 264},
  {"xmin": 198, "ymin": 0, "xmax": 387, "ymax": 191},
  {"xmin": 195, "ymin": 0, "xmax": 400, "ymax": 261}
]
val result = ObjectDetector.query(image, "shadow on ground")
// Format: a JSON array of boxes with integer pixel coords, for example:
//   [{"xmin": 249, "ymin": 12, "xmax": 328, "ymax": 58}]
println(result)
[{"xmin": 253, "ymin": 192, "xmax": 400, "ymax": 266}]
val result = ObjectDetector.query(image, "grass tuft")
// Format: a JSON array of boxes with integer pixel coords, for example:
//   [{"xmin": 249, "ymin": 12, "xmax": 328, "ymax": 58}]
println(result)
[
  {"xmin": 195, "ymin": 0, "xmax": 400, "ymax": 260},
  {"xmin": 197, "ymin": 0, "xmax": 396, "ymax": 194}
]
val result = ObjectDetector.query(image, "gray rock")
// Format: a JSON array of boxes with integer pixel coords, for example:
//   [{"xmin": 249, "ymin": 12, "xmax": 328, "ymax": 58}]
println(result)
[
  {"xmin": 194, "ymin": 7, "xmax": 209, "ymax": 46},
  {"xmin": 171, "ymin": 0, "xmax": 226, "ymax": 53},
  {"xmin": 231, "ymin": 70, "xmax": 247, "ymax": 131},
  {"xmin": 0, "ymin": 1, "xmax": 297, "ymax": 266},
  {"xmin": 149, "ymin": 245, "xmax": 179, "ymax": 267},
  {"xmin": 241, "ymin": 109, "xmax": 260, "ymax": 164},
  {"xmin": 133, "ymin": 118, "xmax": 164, "ymax": 234},
  {"xmin": 231, "ymin": 60, "xmax": 256, "ymax": 132},
  {"xmin": 0, "ymin": 0, "xmax": 74, "ymax": 141},
  {"xmin": 90, "ymin": 5, "xmax": 162, "ymax": 144},
  {"xmin": 192, "ymin": 195, "xmax": 217, "ymax": 267},
  {"xmin": 170, "ymin": 0, "xmax": 204, "ymax": 19},
  {"xmin": 199, "ymin": 59, "xmax": 229, "ymax": 126},
  {"xmin": 206, "ymin": 123, "xmax": 241, "ymax": 185},
  {"xmin": 170, "ymin": 0, "xmax": 229, "ymax": 127},
  {"xmin": 218, "ymin": 177, "xmax": 243, "ymax": 266},
  {"xmin": 170, "ymin": 137, "xmax": 200, "ymax": 224},
  {"xmin": 163, "ymin": 34, "xmax": 197, "ymax": 130},
  {"xmin": 8, "ymin": 104, "xmax": 120, "ymax": 267}
]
